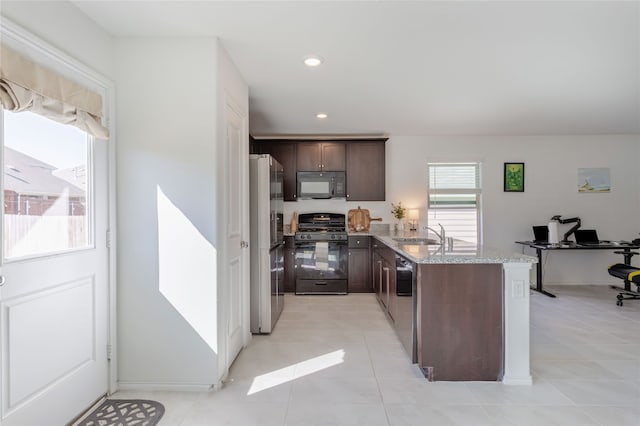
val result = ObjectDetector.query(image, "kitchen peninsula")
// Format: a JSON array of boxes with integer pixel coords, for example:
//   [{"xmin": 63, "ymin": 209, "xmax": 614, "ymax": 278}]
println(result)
[{"xmin": 369, "ymin": 229, "xmax": 536, "ymax": 385}]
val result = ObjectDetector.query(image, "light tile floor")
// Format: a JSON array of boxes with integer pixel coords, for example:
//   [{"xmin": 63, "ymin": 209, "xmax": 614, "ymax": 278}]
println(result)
[{"xmin": 110, "ymin": 286, "xmax": 640, "ymax": 426}]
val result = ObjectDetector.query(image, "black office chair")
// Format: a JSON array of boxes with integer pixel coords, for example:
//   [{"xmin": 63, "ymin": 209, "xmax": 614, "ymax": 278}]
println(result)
[{"xmin": 608, "ymin": 263, "xmax": 640, "ymax": 306}]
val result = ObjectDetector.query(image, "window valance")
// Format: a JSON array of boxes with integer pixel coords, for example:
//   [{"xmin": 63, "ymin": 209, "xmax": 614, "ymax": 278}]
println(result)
[{"xmin": 0, "ymin": 45, "xmax": 108, "ymax": 139}]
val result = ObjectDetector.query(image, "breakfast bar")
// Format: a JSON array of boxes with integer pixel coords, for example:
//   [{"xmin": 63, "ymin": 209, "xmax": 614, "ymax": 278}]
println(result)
[{"xmin": 370, "ymin": 231, "xmax": 537, "ymax": 385}]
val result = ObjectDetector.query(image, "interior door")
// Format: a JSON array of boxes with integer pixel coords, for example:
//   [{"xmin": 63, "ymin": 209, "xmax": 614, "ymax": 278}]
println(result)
[
  {"xmin": 224, "ymin": 99, "xmax": 249, "ymax": 368},
  {"xmin": 0, "ymin": 110, "xmax": 109, "ymax": 425}
]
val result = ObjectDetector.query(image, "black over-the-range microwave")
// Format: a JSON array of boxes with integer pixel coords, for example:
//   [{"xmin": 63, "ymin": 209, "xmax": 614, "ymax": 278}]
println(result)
[{"xmin": 297, "ymin": 171, "xmax": 346, "ymax": 199}]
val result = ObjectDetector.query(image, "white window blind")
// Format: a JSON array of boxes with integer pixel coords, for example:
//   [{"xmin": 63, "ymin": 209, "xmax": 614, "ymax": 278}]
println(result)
[
  {"xmin": 427, "ymin": 163, "xmax": 481, "ymax": 244},
  {"xmin": 429, "ymin": 163, "xmax": 479, "ymax": 190}
]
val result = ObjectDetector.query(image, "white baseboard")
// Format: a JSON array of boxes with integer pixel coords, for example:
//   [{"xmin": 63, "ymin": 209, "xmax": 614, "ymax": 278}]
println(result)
[
  {"xmin": 116, "ymin": 382, "xmax": 216, "ymax": 392},
  {"xmin": 502, "ymin": 376, "xmax": 533, "ymax": 385}
]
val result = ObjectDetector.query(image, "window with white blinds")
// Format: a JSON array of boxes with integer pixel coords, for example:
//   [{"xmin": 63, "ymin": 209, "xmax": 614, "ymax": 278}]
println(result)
[{"xmin": 427, "ymin": 163, "xmax": 481, "ymax": 244}]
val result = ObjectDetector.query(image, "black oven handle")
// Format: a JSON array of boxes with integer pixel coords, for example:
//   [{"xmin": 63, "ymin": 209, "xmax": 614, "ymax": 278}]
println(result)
[{"xmin": 295, "ymin": 241, "xmax": 348, "ymax": 246}]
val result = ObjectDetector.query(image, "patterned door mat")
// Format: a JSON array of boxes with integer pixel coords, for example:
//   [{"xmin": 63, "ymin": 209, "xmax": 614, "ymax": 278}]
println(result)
[{"xmin": 76, "ymin": 399, "xmax": 165, "ymax": 426}]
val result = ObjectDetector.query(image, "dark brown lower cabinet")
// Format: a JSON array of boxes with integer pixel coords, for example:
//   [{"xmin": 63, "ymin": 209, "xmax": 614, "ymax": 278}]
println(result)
[
  {"xmin": 372, "ymin": 242, "xmax": 398, "ymax": 320},
  {"xmin": 348, "ymin": 236, "xmax": 371, "ymax": 293},
  {"xmin": 283, "ymin": 236, "xmax": 296, "ymax": 292},
  {"xmin": 348, "ymin": 250, "xmax": 370, "ymax": 292},
  {"xmin": 416, "ymin": 263, "xmax": 503, "ymax": 381}
]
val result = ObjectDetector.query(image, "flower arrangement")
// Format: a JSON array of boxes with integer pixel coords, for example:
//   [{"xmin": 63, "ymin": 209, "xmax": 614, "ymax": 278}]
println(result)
[{"xmin": 391, "ymin": 202, "xmax": 406, "ymax": 220}]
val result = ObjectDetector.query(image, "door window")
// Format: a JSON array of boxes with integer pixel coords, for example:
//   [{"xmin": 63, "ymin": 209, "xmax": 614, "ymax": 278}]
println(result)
[{"xmin": 2, "ymin": 110, "xmax": 92, "ymax": 260}]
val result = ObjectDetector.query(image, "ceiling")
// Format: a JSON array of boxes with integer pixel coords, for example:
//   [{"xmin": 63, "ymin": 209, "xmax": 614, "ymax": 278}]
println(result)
[{"xmin": 70, "ymin": 1, "xmax": 640, "ymax": 137}]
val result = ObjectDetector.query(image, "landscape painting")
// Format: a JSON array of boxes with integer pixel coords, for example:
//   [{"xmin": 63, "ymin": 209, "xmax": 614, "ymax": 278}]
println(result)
[{"xmin": 578, "ymin": 168, "xmax": 610, "ymax": 193}]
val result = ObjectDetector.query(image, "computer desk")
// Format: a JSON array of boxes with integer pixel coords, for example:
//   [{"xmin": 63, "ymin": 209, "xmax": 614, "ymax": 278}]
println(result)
[{"xmin": 515, "ymin": 241, "xmax": 640, "ymax": 298}]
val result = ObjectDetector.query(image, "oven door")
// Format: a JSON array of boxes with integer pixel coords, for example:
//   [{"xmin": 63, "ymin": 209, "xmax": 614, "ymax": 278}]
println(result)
[{"xmin": 295, "ymin": 240, "xmax": 348, "ymax": 294}]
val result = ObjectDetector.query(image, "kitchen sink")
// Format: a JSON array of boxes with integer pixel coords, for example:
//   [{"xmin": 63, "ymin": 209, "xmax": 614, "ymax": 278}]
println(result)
[{"xmin": 392, "ymin": 237, "xmax": 441, "ymax": 245}]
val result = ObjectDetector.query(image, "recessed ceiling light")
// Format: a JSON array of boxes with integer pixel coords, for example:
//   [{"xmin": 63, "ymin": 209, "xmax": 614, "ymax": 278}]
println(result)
[
  {"xmin": 316, "ymin": 113, "xmax": 328, "ymax": 119},
  {"xmin": 303, "ymin": 56, "xmax": 324, "ymax": 67}
]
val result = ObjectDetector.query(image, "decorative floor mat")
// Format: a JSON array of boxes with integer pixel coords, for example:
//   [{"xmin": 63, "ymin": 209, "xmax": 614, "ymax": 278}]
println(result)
[{"xmin": 77, "ymin": 399, "xmax": 165, "ymax": 426}]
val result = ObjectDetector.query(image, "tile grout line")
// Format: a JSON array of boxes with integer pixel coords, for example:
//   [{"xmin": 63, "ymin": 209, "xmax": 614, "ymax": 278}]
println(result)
[{"xmin": 364, "ymin": 302, "xmax": 395, "ymax": 426}]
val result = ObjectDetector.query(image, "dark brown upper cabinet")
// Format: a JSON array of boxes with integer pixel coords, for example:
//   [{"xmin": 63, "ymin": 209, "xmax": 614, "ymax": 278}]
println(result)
[
  {"xmin": 296, "ymin": 142, "xmax": 345, "ymax": 172},
  {"xmin": 346, "ymin": 141, "xmax": 386, "ymax": 201},
  {"xmin": 251, "ymin": 141, "xmax": 298, "ymax": 201},
  {"xmin": 251, "ymin": 137, "xmax": 387, "ymax": 202}
]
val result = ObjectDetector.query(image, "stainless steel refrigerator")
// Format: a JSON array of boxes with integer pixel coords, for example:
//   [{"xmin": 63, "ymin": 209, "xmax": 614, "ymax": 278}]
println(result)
[{"xmin": 249, "ymin": 154, "xmax": 284, "ymax": 334}]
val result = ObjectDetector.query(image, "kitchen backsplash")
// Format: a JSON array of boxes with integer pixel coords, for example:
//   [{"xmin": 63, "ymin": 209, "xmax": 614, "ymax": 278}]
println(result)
[{"xmin": 284, "ymin": 199, "xmax": 429, "ymax": 230}]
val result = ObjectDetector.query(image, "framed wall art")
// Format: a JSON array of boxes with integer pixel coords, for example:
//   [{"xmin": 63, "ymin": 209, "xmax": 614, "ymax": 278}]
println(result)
[
  {"xmin": 504, "ymin": 162, "xmax": 525, "ymax": 192},
  {"xmin": 578, "ymin": 168, "xmax": 610, "ymax": 193}
]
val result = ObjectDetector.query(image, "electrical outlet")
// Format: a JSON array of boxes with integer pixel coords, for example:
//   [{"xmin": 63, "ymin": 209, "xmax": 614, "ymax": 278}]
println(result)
[{"xmin": 512, "ymin": 280, "xmax": 525, "ymax": 298}]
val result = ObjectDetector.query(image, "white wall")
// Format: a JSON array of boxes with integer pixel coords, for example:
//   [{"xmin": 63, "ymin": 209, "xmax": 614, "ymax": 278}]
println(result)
[
  {"xmin": 115, "ymin": 38, "xmax": 221, "ymax": 388},
  {"xmin": 286, "ymin": 135, "xmax": 640, "ymax": 285},
  {"xmin": 1, "ymin": 1, "xmax": 114, "ymax": 79}
]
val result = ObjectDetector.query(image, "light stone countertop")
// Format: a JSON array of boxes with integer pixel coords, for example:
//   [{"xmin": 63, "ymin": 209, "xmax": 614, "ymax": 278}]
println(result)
[{"xmin": 356, "ymin": 227, "xmax": 537, "ymax": 265}]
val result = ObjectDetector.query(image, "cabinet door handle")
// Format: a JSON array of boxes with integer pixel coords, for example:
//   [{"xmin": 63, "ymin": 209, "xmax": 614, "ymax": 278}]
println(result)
[{"xmin": 383, "ymin": 267, "xmax": 390, "ymax": 304}]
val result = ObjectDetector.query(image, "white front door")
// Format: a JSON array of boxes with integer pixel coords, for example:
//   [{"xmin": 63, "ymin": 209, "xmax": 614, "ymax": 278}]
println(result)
[
  {"xmin": 224, "ymin": 98, "xmax": 249, "ymax": 368},
  {"xmin": 0, "ymin": 111, "xmax": 109, "ymax": 425}
]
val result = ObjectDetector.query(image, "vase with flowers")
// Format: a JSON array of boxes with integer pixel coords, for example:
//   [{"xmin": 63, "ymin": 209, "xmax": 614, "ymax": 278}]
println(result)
[{"xmin": 391, "ymin": 202, "xmax": 406, "ymax": 232}]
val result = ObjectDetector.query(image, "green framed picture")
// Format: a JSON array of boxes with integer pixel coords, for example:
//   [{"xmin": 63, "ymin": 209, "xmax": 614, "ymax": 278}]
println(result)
[{"xmin": 504, "ymin": 162, "xmax": 525, "ymax": 192}]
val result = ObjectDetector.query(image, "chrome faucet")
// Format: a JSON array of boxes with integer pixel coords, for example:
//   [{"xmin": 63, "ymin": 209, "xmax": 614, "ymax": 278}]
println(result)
[{"xmin": 426, "ymin": 223, "xmax": 445, "ymax": 245}]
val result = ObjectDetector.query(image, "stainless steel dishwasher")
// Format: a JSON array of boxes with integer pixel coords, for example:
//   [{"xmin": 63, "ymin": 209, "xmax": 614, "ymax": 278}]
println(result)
[{"xmin": 395, "ymin": 253, "xmax": 417, "ymax": 363}]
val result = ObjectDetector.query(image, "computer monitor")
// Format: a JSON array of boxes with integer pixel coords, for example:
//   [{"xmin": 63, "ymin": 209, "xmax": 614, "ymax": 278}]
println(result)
[
  {"xmin": 574, "ymin": 229, "xmax": 600, "ymax": 245},
  {"xmin": 532, "ymin": 226, "xmax": 549, "ymax": 243}
]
